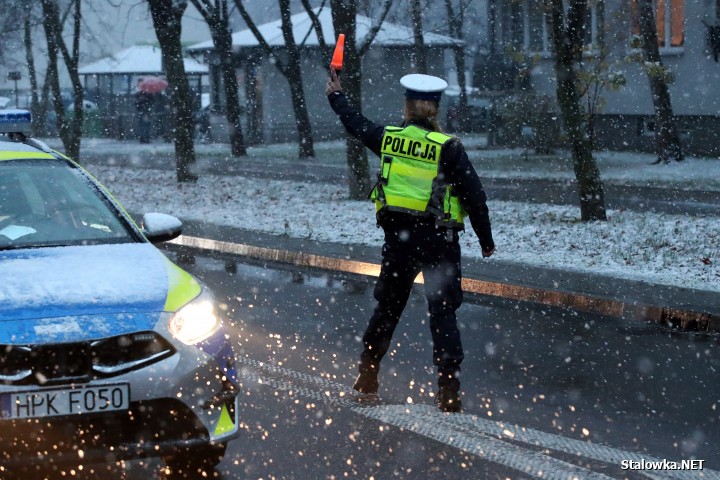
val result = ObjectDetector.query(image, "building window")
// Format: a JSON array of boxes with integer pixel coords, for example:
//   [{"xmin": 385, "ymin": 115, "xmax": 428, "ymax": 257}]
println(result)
[
  {"xmin": 631, "ymin": 0, "xmax": 684, "ymax": 47},
  {"xmin": 527, "ymin": 3, "xmax": 548, "ymax": 52},
  {"xmin": 498, "ymin": 0, "xmax": 601, "ymax": 54},
  {"xmin": 499, "ymin": 0, "xmax": 524, "ymax": 51}
]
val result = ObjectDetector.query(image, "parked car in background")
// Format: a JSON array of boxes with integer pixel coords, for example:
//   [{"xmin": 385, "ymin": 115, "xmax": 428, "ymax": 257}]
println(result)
[
  {"xmin": 445, "ymin": 93, "xmax": 493, "ymax": 133},
  {"xmin": 66, "ymin": 99, "xmax": 99, "ymax": 112},
  {"xmin": 0, "ymin": 109, "xmax": 240, "ymax": 474}
]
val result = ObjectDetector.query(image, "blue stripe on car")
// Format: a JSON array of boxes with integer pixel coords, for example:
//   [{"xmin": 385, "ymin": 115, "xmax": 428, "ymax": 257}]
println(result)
[
  {"xmin": 200, "ymin": 335, "xmax": 238, "ymax": 384},
  {"xmin": 0, "ymin": 312, "xmax": 163, "ymax": 345}
]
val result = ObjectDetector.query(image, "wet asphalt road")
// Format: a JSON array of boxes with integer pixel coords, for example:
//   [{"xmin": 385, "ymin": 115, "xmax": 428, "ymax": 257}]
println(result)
[
  {"xmin": 18, "ymin": 252, "xmax": 718, "ymax": 479},
  {"xmin": 96, "ymin": 252, "xmax": 718, "ymax": 480}
]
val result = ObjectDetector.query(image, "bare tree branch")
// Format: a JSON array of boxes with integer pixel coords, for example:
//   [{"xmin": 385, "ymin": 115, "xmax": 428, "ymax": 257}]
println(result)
[
  {"xmin": 301, "ymin": 0, "xmax": 329, "ymax": 61},
  {"xmin": 358, "ymin": 0, "xmax": 393, "ymax": 56},
  {"xmin": 233, "ymin": 0, "xmax": 288, "ymax": 76}
]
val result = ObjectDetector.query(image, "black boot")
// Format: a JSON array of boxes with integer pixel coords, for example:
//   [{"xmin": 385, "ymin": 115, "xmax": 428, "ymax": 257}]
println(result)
[
  {"xmin": 353, "ymin": 360, "xmax": 379, "ymax": 394},
  {"xmin": 435, "ymin": 370, "xmax": 461, "ymax": 412},
  {"xmin": 435, "ymin": 387, "xmax": 462, "ymax": 412},
  {"xmin": 353, "ymin": 371, "xmax": 378, "ymax": 394}
]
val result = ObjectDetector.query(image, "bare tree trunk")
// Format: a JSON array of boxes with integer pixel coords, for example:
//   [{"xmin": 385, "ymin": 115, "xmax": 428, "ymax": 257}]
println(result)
[
  {"xmin": 486, "ymin": 0, "xmax": 498, "ymax": 146},
  {"xmin": 44, "ymin": 23, "xmax": 64, "ymax": 141},
  {"xmin": 245, "ymin": 54, "xmax": 262, "ymax": 145},
  {"xmin": 24, "ymin": 11, "xmax": 44, "ymax": 136},
  {"xmin": 41, "ymin": 71, "xmax": 52, "ymax": 135},
  {"xmin": 40, "ymin": 0, "xmax": 84, "ymax": 161},
  {"xmin": 636, "ymin": 0, "xmax": 683, "ymax": 163},
  {"xmin": 331, "ymin": 0, "xmax": 371, "ymax": 199},
  {"xmin": 62, "ymin": 0, "xmax": 84, "ymax": 159},
  {"xmin": 191, "ymin": 0, "xmax": 247, "ymax": 156},
  {"xmin": 445, "ymin": 0, "xmax": 468, "ymax": 131},
  {"xmin": 279, "ymin": 0, "xmax": 314, "ymax": 158},
  {"xmin": 547, "ymin": 0, "xmax": 607, "ymax": 221},
  {"xmin": 147, "ymin": 0, "xmax": 197, "ymax": 182},
  {"xmin": 232, "ymin": 0, "xmax": 315, "ymax": 158},
  {"xmin": 217, "ymin": 27, "xmax": 247, "ymax": 156},
  {"xmin": 410, "ymin": 0, "xmax": 428, "ymax": 73}
]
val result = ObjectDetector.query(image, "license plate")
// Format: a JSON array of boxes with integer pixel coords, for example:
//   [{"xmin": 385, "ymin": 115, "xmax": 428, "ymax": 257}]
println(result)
[{"xmin": 1, "ymin": 384, "xmax": 130, "ymax": 420}]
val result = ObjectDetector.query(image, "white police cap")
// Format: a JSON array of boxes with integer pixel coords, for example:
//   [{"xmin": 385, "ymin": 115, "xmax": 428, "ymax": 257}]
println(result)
[{"xmin": 400, "ymin": 74, "xmax": 448, "ymax": 102}]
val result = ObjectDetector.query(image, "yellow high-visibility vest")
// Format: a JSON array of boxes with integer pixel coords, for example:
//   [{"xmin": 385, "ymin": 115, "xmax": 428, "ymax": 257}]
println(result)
[{"xmin": 370, "ymin": 124, "xmax": 465, "ymax": 227}]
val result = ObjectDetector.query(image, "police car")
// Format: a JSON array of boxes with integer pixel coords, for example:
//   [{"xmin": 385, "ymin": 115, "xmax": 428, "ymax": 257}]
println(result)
[{"xmin": 0, "ymin": 110, "xmax": 239, "ymax": 472}]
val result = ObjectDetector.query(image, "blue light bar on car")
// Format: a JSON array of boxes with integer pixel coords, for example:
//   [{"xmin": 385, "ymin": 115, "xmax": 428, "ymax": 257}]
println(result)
[{"xmin": 0, "ymin": 109, "xmax": 32, "ymax": 135}]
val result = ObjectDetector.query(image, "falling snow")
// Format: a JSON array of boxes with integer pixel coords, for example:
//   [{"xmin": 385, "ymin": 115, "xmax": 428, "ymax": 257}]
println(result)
[{"xmin": 85, "ymin": 143, "xmax": 720, "ymax": 293}]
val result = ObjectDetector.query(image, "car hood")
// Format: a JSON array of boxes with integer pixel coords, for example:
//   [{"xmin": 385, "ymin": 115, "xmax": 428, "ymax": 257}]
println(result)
[{"xmin": 0, "ymin": 243, "xmax": 190, "ymax": 343}]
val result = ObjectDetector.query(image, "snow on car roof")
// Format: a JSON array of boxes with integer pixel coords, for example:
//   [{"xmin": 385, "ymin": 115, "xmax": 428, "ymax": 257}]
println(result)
[
  {"xmin": 0, "ymin": 243, "xmax": 168, "ymax": 321},
  {"xmin": 0, "ymin": 140, "xmax": 51, "ymax": 155}
]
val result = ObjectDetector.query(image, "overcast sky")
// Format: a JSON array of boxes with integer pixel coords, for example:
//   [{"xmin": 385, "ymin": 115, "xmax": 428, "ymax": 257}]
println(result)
[{"xmin": 0, "ymin": 1, "xmax": 288, "ymax": 92}]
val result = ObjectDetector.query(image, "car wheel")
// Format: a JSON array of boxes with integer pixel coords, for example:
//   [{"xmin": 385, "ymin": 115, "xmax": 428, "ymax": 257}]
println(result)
[{"xmin": 163, "ymin": 442, "xmax": 227, "ymax": 473}]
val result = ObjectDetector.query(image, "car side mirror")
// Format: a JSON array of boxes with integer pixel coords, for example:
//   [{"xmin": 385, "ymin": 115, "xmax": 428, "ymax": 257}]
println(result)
[{"xmin": 142, "ymin": 212, "xmax": 182, "ymax": 243}]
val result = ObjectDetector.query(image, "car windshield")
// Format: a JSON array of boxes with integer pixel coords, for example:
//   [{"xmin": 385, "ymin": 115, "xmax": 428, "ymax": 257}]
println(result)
[{"xmin": 0, "ymin": 159, "xmax": 134, "ymax": 249}]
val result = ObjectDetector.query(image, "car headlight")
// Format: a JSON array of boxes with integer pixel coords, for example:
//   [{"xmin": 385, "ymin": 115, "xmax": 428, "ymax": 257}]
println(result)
[{"xmin": 168, "ymin": 291, "xmax": 221, "ymax": 345}]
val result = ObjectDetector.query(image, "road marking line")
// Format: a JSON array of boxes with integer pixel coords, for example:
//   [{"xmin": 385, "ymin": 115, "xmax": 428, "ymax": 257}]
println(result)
[
  {"xmin": 236, "ymin": 365, "xmax": 612, "ymax": 480},
  {"xmin": 235, "ymin": 357, "xmax": 718, "ymax": 479},
  {"xmin": 438, "ymin": 410, "xmax": 719, "ymax": 480}
]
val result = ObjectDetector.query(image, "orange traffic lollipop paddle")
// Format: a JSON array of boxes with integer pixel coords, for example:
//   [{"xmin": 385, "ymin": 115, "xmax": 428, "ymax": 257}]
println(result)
[{"xmin": 331, "ymin": 34, "xmax": 345, "ymax": 76}]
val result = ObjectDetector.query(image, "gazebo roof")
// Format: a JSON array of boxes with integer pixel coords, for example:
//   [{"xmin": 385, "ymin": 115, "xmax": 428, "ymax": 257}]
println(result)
[
  {"xmin": 79, "ymin": 45, "xmax": 208, "ymax": 75},
  {"xmin": 186, "ymin": 7, "xmax": 462, "ymax": 52}
]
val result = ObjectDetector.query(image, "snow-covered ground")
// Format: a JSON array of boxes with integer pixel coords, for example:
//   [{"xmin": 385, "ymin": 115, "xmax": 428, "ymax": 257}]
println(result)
[{"xmin": 83, "ymin": 141, "xmax": 720, "ymax": 293}]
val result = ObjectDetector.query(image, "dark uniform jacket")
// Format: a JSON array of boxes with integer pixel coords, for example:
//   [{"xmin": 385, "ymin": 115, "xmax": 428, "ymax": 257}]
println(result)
[{"xmin": 328, "ymin": 91, "xmax": 495, "ymax": 253}]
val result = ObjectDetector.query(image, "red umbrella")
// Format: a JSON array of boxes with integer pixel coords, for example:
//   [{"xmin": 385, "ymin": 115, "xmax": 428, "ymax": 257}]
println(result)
[{"xmin": 137, "ymin": 76, "xmax": 168, "ymax": 93}]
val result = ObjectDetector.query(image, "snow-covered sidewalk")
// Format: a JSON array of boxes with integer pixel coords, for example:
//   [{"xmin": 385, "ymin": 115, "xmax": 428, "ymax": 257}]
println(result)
[{"xmin": 89, "ymin": 159, "xmax": 720, "ymax": 294}]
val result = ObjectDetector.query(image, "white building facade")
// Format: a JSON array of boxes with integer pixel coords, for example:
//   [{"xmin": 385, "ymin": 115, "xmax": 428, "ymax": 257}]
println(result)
[{"xmin": 186, "ymin": 7, "xmax": 461, "ymax": 145}]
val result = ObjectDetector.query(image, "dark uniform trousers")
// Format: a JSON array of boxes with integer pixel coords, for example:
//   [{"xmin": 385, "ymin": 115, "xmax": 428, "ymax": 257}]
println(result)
[{"xmin": 360, "ymin": 219, "xmax": 464, "ymax": 390}]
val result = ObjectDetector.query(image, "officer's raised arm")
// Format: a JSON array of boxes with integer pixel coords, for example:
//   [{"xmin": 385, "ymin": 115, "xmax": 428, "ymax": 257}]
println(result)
[{"xmin": 326, "ymin": 69, "xmax": 384, "ymax": 156}]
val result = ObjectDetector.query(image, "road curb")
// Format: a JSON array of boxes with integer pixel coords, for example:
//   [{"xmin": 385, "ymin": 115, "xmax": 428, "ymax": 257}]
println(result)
[{"xmin": 168, "ymin": 235, "xmax": 717, "ymax": 333}]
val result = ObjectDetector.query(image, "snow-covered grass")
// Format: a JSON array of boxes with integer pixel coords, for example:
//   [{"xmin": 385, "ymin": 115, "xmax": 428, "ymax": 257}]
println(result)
[
  {"xmin": 89, "ymin": 162, "xmax": 720, "ymax": 293},
  {"xmin": 471, "ymin": 149, "xmax": 720, "ymax": 190}
]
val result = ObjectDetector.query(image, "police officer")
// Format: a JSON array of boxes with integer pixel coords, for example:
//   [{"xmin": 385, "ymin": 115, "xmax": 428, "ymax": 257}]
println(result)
[{"xmin": 326, "ymin": 71, "xmax": 495, "ymax": 412}]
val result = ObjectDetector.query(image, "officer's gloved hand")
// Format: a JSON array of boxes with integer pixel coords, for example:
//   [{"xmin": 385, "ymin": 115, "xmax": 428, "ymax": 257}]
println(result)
[{"xmin": 326, "ymin": 69, "xmax": 342, "ymax": 96}]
